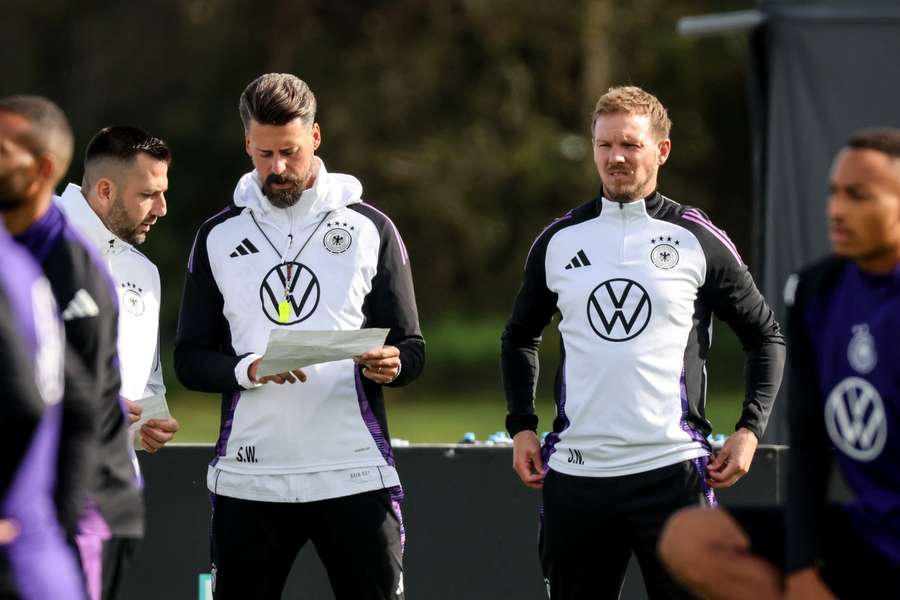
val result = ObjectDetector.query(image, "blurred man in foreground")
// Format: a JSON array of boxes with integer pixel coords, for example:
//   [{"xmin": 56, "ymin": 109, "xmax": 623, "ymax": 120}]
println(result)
[
  {"xmin": 659, "ymin": 127, "xmax": 900, "ymax": 599},
  {"xmin": 0, "ymin": 95, "xmax": 84, "ymax": 599},
  {"xmin": 56, "ymin": 125, "xmax": 180, "ymax": 598},
  {"xmin": 501, "ymin": 86, "xmax": 785, "ymax": 598}
]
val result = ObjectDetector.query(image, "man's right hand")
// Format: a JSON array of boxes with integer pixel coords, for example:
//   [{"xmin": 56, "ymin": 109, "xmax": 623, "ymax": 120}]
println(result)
[
  {"xmin": 248, "ymin": 358, "xmax": 307, "ymax": 385},
  {"xmin": 785, "ymin": 568, "xmax": 837, "ymax": 600},
  {"xmin": 124, "ymin": 398, "xmax": 142, "ymax": 425},
  {"xmin": 512, "ymin": 430, "xmax": 545, "ymax": 490}
]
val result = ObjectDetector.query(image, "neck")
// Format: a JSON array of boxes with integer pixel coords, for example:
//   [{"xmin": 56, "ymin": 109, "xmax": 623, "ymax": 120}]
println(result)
[
  {"xmin": 2, "ymin": 192, "xmax": 52, "ymax": 235},
  {"xmin": 602, "ymin": 187, "xmax": 657, "ymax": 203},
  {"xmin": 304, "ymin": 157, "xmax": 321, "ymax": 191},
  {"xmin": 855, "ymin": 245, "xmax": 900, "ymax": 275}
]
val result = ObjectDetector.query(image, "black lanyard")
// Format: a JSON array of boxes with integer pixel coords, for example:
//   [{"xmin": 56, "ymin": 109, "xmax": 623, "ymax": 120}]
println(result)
[{"xmin": 249, "ymin": 208, "xmax": 332, "ymax": 322}]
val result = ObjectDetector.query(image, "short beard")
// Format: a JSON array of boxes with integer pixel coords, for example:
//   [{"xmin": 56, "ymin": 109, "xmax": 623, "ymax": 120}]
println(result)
[
  {"xmin": 263, "ymin": 173, "xmax": 305, "ymax": 209},
  {"xmin": 603, "ymin": 176, "xmax": 654, "ymax": 203},
  {"xmin": 106, "ymin": 197, "xmax": 145, "ymax": 245}
]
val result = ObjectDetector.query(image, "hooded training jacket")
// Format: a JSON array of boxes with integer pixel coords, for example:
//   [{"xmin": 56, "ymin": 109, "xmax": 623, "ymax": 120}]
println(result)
[{"xmin": 175, "ymin": 159, "xmax": 424, "ymax": 503}]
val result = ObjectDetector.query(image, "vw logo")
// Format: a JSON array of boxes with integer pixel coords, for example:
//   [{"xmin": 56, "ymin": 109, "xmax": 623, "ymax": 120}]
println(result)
[
  {"xmin": 825, "ymin": 376, "xmax": 887, "ymax": 462},
  {"xmin": 586, "ymin": 278, "xmax": 652, "ymax": 342},
  {"xmin": 259, "ymin": 262, "xmax": 320, "ymax": 325}
]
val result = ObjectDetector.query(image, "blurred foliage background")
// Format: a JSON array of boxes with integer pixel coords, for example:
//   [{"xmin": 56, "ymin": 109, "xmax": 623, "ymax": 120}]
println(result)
[{"xmin": 2, "ymin": 0, "xmax": 757, "ymax": 442}]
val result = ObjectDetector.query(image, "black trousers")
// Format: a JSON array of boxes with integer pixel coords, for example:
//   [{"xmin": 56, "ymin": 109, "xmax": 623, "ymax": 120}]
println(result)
[
  {"xmin": 732, "ymin": 506, "xmax": 900, "ymax": 600},
  {"xmin": 210, "ymin": 489, "xmax": 404, "ymax": 600},
  {"xmin": 540, "ymin": 460, "xmax": 712, "ymax": 600}
]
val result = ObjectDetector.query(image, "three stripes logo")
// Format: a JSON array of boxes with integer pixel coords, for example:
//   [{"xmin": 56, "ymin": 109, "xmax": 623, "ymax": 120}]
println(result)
[
  {"xmin": 586, "ymin": 278, "xmax": 652, "ymax": 342},
  {"xmin": 61, "ymin": 289, "xmax": 100, "ymax": 321},
  {"xmin": 230, "ymin": 238, "xmax": 260, "ymax": 258},
  {"xmin": 564, "ymin": 249, "xmax": 591, "ymax": 270},
  {"xmin": 259, "ymin": 262, "xmax": 320, "ymax": 325}
]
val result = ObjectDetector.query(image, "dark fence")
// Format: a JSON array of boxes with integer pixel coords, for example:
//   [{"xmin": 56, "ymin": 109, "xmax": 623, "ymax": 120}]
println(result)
[{"xmin": 126, "ymin": 444, "xmax": 788, "ymax": 600}]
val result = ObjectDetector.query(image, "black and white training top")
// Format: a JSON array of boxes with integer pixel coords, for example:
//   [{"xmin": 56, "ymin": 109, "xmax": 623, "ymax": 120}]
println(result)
[
  {"xmin": 502, "ymin": 192, "xmax": 785, "ymax": 478},
  {"xmin": 175, "ymin": 159, "xmax": 424, "ymax": 503}
]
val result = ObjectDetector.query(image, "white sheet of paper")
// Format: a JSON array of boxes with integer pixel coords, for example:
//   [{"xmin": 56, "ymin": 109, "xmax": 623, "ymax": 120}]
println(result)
[
  {"xmin": 129, "ymin": 394, "xmax": 172, "ymax": 433},
  {"xmin": 257, "ymin": 329, "xmax": 390, "ymax": 378}
]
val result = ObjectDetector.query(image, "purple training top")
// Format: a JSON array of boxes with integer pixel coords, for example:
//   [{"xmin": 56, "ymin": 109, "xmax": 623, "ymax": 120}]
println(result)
[{"xmin": 0, "ymin": 224, "xmax": 84, "ymax": 600}]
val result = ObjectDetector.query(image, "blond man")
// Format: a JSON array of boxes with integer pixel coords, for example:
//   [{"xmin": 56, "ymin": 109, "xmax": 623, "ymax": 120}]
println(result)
[{"xmin": 500, "ymin": 86, "xmax": 785, "ymax": 598}]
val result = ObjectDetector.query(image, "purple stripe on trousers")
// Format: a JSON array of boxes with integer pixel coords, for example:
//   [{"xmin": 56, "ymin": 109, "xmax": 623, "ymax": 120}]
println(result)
[
  {"xmin": 678, "ymin": 367, "xmax": 717, "ymax": 507},
  {"xmin": 361, "ymin": 202, "xmax": 409, "ymax": 265},
  {"xmin": 354, "ymin": 368, "xmax": 395, "ymax": 466},
  {"xmin": 681, "ymin": 210, "xmax": 743, "ymax": 264},
  {"xmin": 389, "ymin": 488, "xmax": 406, "ymax": 553},
  {"xmin": 75, "ymin": 505, "xmax": 112, "ymax": 600},
  {"xmin": 212, "ymin": 391, "xmax": 241, "ymax": 465},
  {"xmin": 540, "ymin": 355, "xmax": 569, "ymax": 468}
]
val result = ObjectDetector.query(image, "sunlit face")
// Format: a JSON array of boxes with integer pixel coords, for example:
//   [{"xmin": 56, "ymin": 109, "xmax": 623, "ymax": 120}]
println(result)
[
  {"xmin": 828, "ymin": 147, "xmax": 900, "ymax": 265},
  {"xmin": 592, "ymin": 112, "xmax": 671, "ymax": 202},
  {"xmin": 0, "ymin": 112, "xmax": 40, "ymax": 209},
  {"xmin": 245, "ymin": 118, "xmax": 320, "ymax": 208},
  {"xmin": 103, "ymin": 153, "xmax": 168, "ymax": 245}
]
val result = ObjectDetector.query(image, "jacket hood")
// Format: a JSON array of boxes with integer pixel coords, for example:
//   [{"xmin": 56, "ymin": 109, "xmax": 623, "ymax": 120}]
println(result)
[{"xmin": 233, "ymin": 158, "xmax": 362, "ymax": 220}]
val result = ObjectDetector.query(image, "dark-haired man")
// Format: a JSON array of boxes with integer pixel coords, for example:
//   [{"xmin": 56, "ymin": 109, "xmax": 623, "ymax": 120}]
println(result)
[
  {"xmin": 659, "ymin": 127, "xmax": 900, "ymax": 599},
  {"xmin": 57, "ymin": 125, "xmax": 180, "ymax": 599},
  {"xmin": 175, "ymin": 73, "xmax": 424, "ymax": 599}
]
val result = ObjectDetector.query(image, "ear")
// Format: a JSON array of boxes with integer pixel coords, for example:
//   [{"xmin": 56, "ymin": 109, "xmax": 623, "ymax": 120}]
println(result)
[
  {"xmin": 95, "ymin": 177, "xmax": 116, "ymax": 208},
  {"xmin": 312, "ymin": 123, "xmax": 321, "ymax": 151},
  {"xmin": 245, "ymin": 135, "xmax": 252, "ymax": 158},
  {"xmin": 657, "ymin": 138, "xmax": 672, "ymax": 165}
]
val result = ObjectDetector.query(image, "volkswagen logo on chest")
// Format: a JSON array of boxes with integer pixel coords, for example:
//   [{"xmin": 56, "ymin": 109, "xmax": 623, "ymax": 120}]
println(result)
[
  {"xmin": 825, "ymin": 376, "xmax": 887, "ymax": 462},
  {"xmin": 259, "ymin": 262, "xmax": 320, "ymax": 325},
  {"xmin": 586, "ymin": 278, "xmax": 652, "ymax": 342}
]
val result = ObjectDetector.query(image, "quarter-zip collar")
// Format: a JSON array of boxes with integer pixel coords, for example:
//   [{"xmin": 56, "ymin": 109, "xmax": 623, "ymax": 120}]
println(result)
[
  {"xmin": 55, "ymin": 183, "xmax": 130, "ymax": 256},
  {"xmin": 597, "ymin": 191, "xmax": 662, "ymax": 222},
  {"xmin": 14, "ymin": 202, "xmax": 66, "ymax": 264}
]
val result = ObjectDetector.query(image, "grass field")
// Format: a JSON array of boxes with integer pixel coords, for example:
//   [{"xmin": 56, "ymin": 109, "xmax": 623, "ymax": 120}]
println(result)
[
  {"xmin": 168, "ymin": 380, "xmax": 745, "ymax": 444},
  {"xmin": 166, "ymin": 315, "xmax": 747, "ymax": 443}
]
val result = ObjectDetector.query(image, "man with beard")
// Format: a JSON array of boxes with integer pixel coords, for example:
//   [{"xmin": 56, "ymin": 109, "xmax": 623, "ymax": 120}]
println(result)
[
  {"xmin": 56, "ymin": 125, "xmax": 180, "ymax": 598},
  {"xmin": 659, "ymin": 128, "xmax": 900, "ymax": 599},
  {"xmin": 501, "ymin": 86, "xmax": 785, "ymax": 599},
  {"xmin": 0, "ymin": 94, "xmax": 86, "ymax": 599},
  {"xmin": 175, "ymin": 73, "xmax": 425, "ymax": 599}
]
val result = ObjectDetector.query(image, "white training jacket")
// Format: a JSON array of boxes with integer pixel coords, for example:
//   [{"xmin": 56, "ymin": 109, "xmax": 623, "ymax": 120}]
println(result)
[{"xmin": 56, "ymin": 184, "xmax": 166, "ymax": 402}]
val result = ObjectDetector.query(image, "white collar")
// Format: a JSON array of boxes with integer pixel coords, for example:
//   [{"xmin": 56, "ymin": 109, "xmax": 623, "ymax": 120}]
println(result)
[{"xmin": 56, "ymin": 183, "xmax": 131, "ymax": 256}]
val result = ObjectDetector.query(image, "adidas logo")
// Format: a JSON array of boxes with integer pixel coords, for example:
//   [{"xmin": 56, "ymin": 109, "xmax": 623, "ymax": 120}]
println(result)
[
  {"xmin": 62, "ymin": 289, "xmax": 100, "ymax": 320},
  {"xmin": 229, "ymin": 238, "xmax": 259, "ymax": 258},
  {"xmin": 564, "ymin": 249, "xmax": 591, "ymax": 270}
]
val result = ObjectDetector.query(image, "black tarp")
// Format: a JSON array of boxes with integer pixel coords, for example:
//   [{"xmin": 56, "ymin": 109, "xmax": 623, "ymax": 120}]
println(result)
[{"xmin": 748, "ymin": 0, "xmax": 900, "ymax": 441}]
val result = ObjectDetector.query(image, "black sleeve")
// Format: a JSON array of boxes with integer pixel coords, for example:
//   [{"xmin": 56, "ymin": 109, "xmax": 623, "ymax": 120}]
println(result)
[
  {"xmin": 694, "ymin": 216, "xmax": 786, "ymax": 439},
  {"xmin": 357, "ymin": 206, "xmax": 425, "ymax": 387},
  {"xmin": 0, "ymin": 290, "xmax": 44, "ymax": 497},
  {"xmin": 784, "ymin": 271, "xmax": 832, "ymax": 573},
  {"xmin": 44, "ymin": 242, "xmax": 120, "ymax": 536},
  {"xmin": 174, "ymin": 218, "xmax": 246, "ymax": 393},
  {"xmin": 55, "ymin": 344, "xmax": 98, "ymax": 535},
  {"xmin": 501, "ymin": 232, "xmax": 559, "ymax": 436}
]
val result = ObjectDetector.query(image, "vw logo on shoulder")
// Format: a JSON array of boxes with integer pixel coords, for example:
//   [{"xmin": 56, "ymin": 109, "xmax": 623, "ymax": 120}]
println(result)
[
  {"xmin": 825, "ymin": 376, "xmax": 887, "ymax": 462},
  {"xmin": 259, "ymin": 262, "xmax": 320, "ymax": 325},
  {"xmin": 586, "ymin": 278, "xmax": 652, "ymax": 342}
]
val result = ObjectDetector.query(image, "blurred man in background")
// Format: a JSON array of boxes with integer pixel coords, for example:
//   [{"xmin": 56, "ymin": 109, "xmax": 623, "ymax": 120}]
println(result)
[
  {"xmin": 501, "ymin": 86, "xmax": 785, "ymax": 598},
  {"xmin": 659, "ymin": 127, "xmax": 900, "ymax": 599},
  {"xmin": 0, "ymin": 96, "xmax": 85, "ymax": 599},
  {"xmin": 175, "ymin": 73, "xmax": 424, "ymax": 599},
  {"xmin": 56, "ymin": 125, "xmax": 180, "ymax": 599}
]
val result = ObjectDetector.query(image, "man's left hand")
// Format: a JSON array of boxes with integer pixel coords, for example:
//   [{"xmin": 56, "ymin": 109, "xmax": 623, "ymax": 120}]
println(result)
[
  {"xmin": 706, "ymin": 427, "xmax": 758, "ymax": 489},
  {"xmin": 354, "ymin": 345, "xmax": 401, "ymax": 384},
  {"xmin": 140, "ymin": 418, "xmax": 180, "ymax": 453}
]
